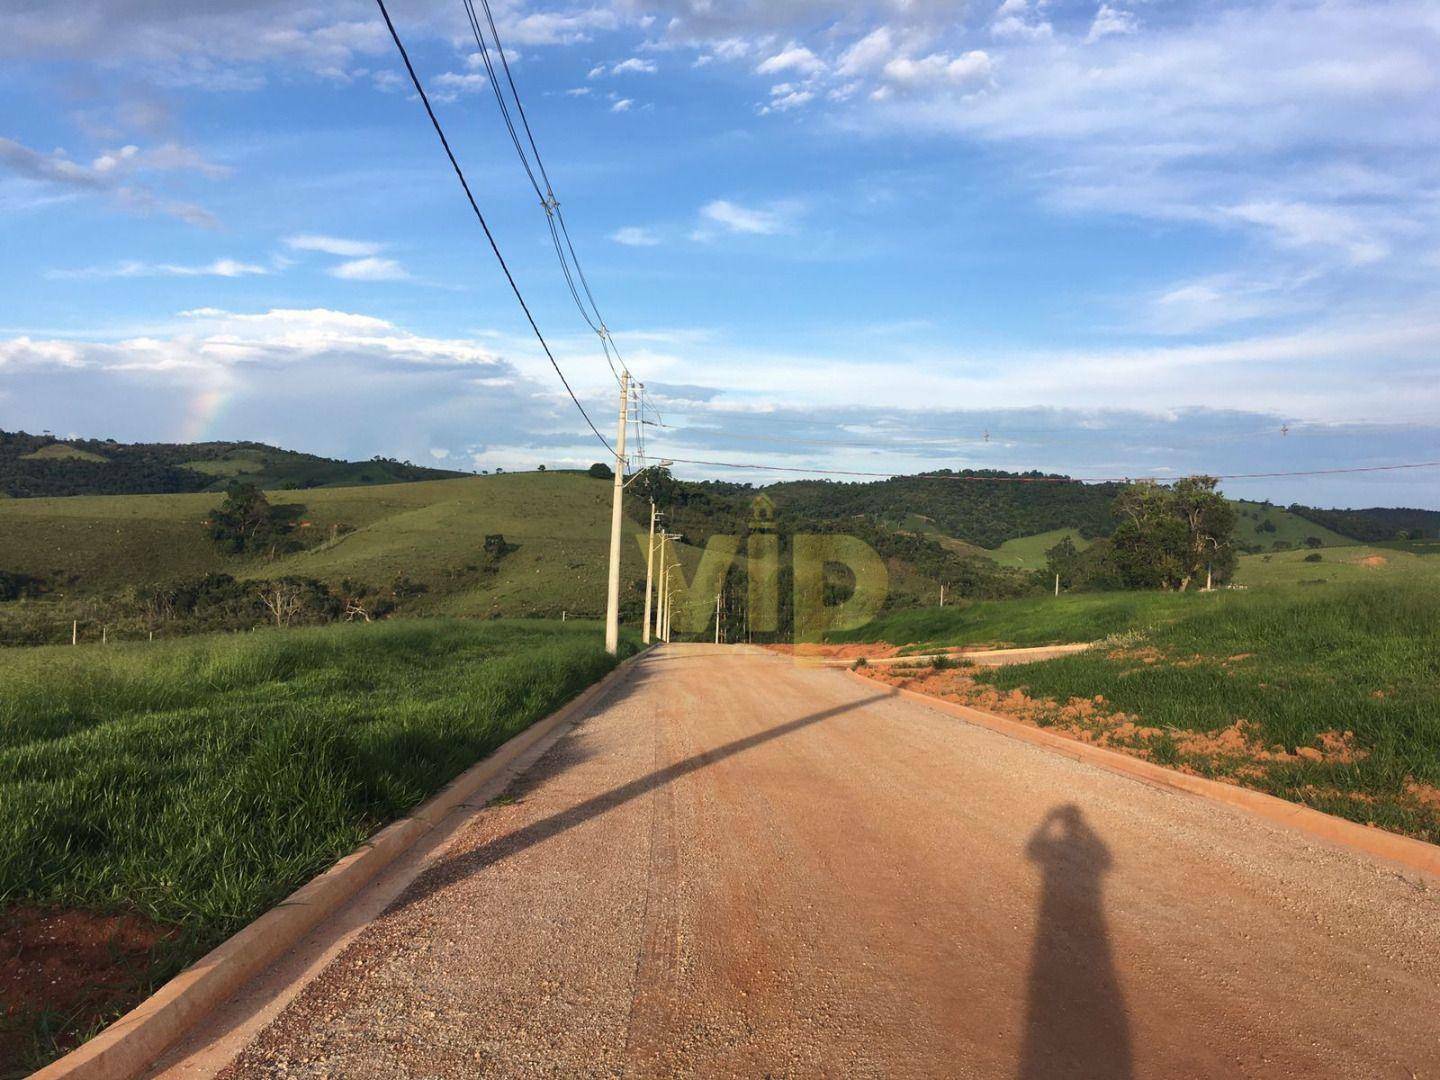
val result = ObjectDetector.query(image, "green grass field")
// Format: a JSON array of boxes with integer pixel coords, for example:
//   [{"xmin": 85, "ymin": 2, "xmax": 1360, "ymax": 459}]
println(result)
[
  {"xmin": 1231, "ymin": 499, "xmax": 1353, "ymax": 549},
  {"xmin": 0, "ymin": 617, "xmax": 635, "ymax": 1070},
  {"xmin": 828, "ymin": 589, "xmax": 1205, "ymax": 650},
  {"xmin": 19, "ymin": 444, "xmax": 110, "ymax": 464},
  {"xmin": 0, "ymin": 472, "xmax": 662, "ymax": 620},
  {"xmin": 987, "ymin": 527, "xmax": 1092, "ymax": 570},
  {"xmin": 1233, "ymin": 543, "xmax": 1440, "ymax": 587},
  {"xmin": 976, "ymin": 583, "xmax": 1440, "ymax": 840}
]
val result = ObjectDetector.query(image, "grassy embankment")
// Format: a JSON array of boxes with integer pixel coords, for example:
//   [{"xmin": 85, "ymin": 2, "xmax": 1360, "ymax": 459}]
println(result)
[
  {"xmin": 841, "ymin": 556, "xmax": 1440, "ymax": 844},
  {"xmin": 975, "ymin": 583, "xmax": 1440, "ymax": 840},
  {"xmin": 0, "ymin": 617, "xmax": 637, "ymax": 1072}
]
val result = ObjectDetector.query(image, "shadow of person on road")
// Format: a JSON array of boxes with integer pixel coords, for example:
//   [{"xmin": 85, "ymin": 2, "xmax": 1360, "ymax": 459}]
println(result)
[{"xmin": 1018, "ymin": 804, "xmax": 1132, "ymax": 1080}]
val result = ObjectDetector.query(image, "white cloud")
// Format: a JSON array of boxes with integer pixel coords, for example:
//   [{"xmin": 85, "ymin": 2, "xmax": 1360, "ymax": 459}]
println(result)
[
  {"xmin": 503, "ymin": 8, "xmax": 619, "ymax": 46},
  {"xmin": 1086, "ymin": 4, "xmax": 1138, "ymax": 44},
  {"xmin": 991, "ymin": 0, "xmax": 1053, "ymax": 41},
  {"xmin": 329, "ymin": 257, "xmax": 410, "ymax": 281},
  {"xmin": 610, "ymin": 98, "xmax": 635, "ymax": 112},
  {"xmin": 698, "ymin": 199, "xmax": 792, "ymax": 236},
  {"xmin": 1, "ymin": 308, "xmax": 504, "ymax": 373},
  {"xmin": 836, "ymin": 27, "xmax": 895, "ymax": 77},
  {"xmin": 611, "ymin": 226, "xmax": 661, "ymax": 246},
  {"xmin": 0, "ymin": 135, "xmax": 223, "ymax": 226},
  {"xmin": 284, "ymin": 235, "xmax": 382, "ymax": 257},
  {"xmin": 756, "ymin": 43, "xmax": 825, "ymax": 77},
  {"xmin": 611, "ymin": 57, "xmax": 657, "ymax": 75},
  {"xmin": 882, "ymin": 50, "xmax": 992, "ymax": 89},
  {"xmin": 564, "ymin": 87, "xmax": 591, "ymax": 96},
  {"xmin": 433, "ymin": 71, "xmax": 489, "ymax": 98},
  {"xmin": 47, "ymin": 258, "xmax": 269, "ymax": 280},
  {"xmin": 1224, "ymin": 202, "xmax": 1388, "ymax": 265},
  {"xmin": 763, "ymin": 87, "xmax": 815, "ymax": 113}
]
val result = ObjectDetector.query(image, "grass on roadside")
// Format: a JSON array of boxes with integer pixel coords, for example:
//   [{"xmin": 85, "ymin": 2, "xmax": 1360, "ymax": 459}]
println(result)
[
  {"xmin": 827, "ymin": 590, "xmax": 1209, "ymax": 652},
  {"xmin": 0, "ymin": 617, "xmax": 635, "ymax": 1072},
  {"xmin": 972, "ymin": 584, "xmax": 1440, "ymax": 840}
]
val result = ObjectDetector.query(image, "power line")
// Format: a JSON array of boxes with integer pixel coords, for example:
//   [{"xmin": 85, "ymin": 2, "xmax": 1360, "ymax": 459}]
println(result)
[
  {"xmin": 374, "ymin": 0, "xmax": 612, "ymax": 454},
  {"xmin": 656, "ymin": 455, "xmax": 1440, "ymax": 484},
  {"xmin": 460, "ymin": 0, "xmax": 635, "ymax": 388},
  {"xmin": 648, "ymin": 408, "xmax": 1440, "ymax": 444}
]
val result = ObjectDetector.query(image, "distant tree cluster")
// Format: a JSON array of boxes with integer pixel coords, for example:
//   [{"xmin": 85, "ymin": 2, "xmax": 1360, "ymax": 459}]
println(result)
[
  {"xmin": 207, "ymin": 483, "xmax": 305, "ymax": 556},
  {"xmin": 1044, "ymin": 478, "xmax": 1238, "ymax": 592},
  {"xmin": 1287, "ymin": 504, "xmax": 1440, "ymax": 542},
  {"xmin": 0, "ymin": 569, "xmax": 47, "ymax": 601}
]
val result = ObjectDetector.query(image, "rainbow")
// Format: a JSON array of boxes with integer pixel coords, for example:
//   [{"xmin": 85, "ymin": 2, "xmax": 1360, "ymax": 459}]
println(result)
[{"xmin": 179, "ymin": 385, "xmax": 230, "ymax": 443}]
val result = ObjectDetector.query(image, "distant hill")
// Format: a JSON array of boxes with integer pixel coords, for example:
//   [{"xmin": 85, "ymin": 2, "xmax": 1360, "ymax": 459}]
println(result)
[
  {"xmin": 1287, "ymin": 504, "xmax": 1440, "ymax": 542},
  {"xmin": 0, "ymin": 430, "xmax": 466, "ymax": 498},
  {"xmin": 763, "ymin": 472, "xmax": 1125, "ymax": 549}
]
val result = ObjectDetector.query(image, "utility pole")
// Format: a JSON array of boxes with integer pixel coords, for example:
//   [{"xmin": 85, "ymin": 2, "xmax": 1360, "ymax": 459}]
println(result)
[
  {"xmin": 642, "ymin": 501, "xmax": 657, "ymax": 644},
  {"xmin": 604, "ymin": 371, "xmax": 629, "ymax": 656},
  {"xmin": 1206, "ymin": 562, "xmax": 1213, "ymax": 591},
  {"xmin": 714, "ymin": 592, "xmax": 721, "ymax": 644},
  {"xmin": 939, "ymin": 584, "xmax": 946, "ymax": 607},
  {"xmin": 1054, "ymin": 573, "xmax": 1060, "ymax": 597},
  {"xmin": 655, "ymin": 530, "xmax": 670, "ymax": 643}
]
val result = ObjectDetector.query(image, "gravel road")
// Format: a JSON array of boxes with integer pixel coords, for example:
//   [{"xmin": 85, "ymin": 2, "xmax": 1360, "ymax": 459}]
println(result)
[{"xmin": 213, "ymin": 644, "xmax": 1440, "ymax": 1079}]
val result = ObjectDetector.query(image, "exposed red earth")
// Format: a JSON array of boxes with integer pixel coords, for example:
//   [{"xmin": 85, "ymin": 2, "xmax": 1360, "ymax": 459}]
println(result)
[{"xmin": 1, "ymin": 907, "xmax": 177, "ymax": 1069}]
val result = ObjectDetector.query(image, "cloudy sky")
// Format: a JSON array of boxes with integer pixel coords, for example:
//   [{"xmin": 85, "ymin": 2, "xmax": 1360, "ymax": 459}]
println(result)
[{"xmin": 2, "ymin": 0, "xmax": 1438, "ymax": 507}]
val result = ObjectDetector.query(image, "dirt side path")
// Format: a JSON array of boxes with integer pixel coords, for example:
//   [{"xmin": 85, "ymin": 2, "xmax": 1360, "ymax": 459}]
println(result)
[{"xmin": 216, "ymin": 644, "xmax": 1440, "ymax": 1079}]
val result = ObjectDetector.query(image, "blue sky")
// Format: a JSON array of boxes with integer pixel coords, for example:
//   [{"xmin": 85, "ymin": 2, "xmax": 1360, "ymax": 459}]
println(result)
[{"xmin": 1, "ymin": 0, "xmax": 1438, "ymax": 508}]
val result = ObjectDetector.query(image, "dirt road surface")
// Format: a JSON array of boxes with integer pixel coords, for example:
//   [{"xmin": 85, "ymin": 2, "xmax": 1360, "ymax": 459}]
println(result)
[{"xmin": 191, "ymin": 645, "xmax": 1437, "ymax": 1078}]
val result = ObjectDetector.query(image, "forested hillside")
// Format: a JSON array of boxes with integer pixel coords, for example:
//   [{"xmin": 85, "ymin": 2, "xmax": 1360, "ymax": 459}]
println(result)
[
  {"xmin": 1288, "ymin": 504, "xmax": 1440, "ymax": 541},
  {"xmin": 763, "ymin": 472, "xmax": 1125, "ymax": 547},
  {"xmin": 0, "ymin": 431, "xmax": 464, "ymax": 498}
]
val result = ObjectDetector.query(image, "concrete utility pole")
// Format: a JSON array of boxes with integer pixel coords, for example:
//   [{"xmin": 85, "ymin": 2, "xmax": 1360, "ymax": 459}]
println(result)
[
  {"xmin": 1055, "ymin": 573, "xmax": 1061, "ymax": 597},
  {"xmin": 939, "ymin": 584, "xmax": 946, "ymax": 607},
  {"xmin": 642, "ymin": 502, "xmax": 661, "ymax": 645},
  {"xmin": 604, "ymin": 371, "xmax": 629, "ymax": 656},
  {"xmin": 655, "ymin": 530, "xmax": 670, "ymax": 642},
  {"xmin": 714, "ymin": 592, "xmax": 722, "ymax": 644}
]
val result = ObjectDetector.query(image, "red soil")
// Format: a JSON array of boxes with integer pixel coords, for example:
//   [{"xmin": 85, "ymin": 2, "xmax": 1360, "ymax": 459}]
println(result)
[
  {"xmin": 1, "ymin": 906, "xmax": 178, "ymax": 1066},
  {"xmin": 855, "ymin": 663, "xmax": 1369, "ymax": 780}
]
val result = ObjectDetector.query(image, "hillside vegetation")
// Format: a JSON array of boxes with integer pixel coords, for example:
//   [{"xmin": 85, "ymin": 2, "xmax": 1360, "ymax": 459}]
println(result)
[{"xmin": 1, "ymin": 430, "xmax": 463, "ymax": 499}]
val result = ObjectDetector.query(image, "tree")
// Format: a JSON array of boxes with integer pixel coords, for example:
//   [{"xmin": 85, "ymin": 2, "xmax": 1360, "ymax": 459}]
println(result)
[
  {"xmin": 1109, "ymin": 477, "xmax": 1236, "ymax": 591},
  {"xmin": 208, "ymin": 482, "xmax": 301, "ymax": 556},
  {"xmin": 588, "ymin": 461, "xmax": 614, "ymax": 480},
  {"xmin": 1044, "ymin": 536, "xmax": 1081, "ymax": 589},
  {"xmin": 1304, "ymin": 536, "xmax": 1323, "ymax": 549},
  {"xmin": 257, "ymin": 580, "xmax": 307, "ymax": 627}
]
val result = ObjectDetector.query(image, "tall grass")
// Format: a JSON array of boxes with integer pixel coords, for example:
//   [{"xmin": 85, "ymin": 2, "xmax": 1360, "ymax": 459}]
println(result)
[
  {"xmin": 0, "ymin": 619, "xmax": 633, "ymax": 933},
  {"xmin": 979, "ymin": 584, "xmax": 1440, "ymax": 836},
  {"xmin": 828, "ymin": 590, "xmax": 1212, "ymax": 649}
]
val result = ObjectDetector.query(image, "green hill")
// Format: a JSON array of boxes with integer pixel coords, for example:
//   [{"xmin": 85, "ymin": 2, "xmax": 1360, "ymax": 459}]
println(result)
[
  {"xmin": 1230, "ymin": 500, "xmax": 1352, "ymax": 551},
  {"xmin": 0, "ymin": 430, "xmax": 465, "ymax": 499},
  {"xmin": 1286, "ymin": 504, "xmax": 1440, "ymax": 542},
  {"xmin": 0, "ymin": 472, "xmax": 657, "ymax": 617},
  {"xmin": 989, "ymin": 527, "xmax": 1092, "ymax": 570}
]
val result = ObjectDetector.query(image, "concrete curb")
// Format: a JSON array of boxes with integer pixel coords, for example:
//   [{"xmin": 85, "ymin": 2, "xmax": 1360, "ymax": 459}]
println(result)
[
  {"xmin": 848, "ymin": 669, "xmax": 1440, "ymax": 885},
  {"xmin": 33, "ymin": 645, "xmax": 654, "ymax": 1080}
]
